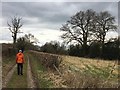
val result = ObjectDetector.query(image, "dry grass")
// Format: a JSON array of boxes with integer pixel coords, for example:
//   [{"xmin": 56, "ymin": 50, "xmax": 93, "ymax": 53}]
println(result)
[
  {"xmin": 2, "ymin": 56, "xmax": 16, "ymax": 80},
  {"xmin": 61, "ymin": 56, "xmax": 118, "ymax": 74},
  {"xmin": 62, "ymin": 55, "xmax": 116, "ymax": 67},
  {"xmin": 27, "ymin": 50, "xmax": 119, "ymax": 88},
  {"xmin": 29, "ymin": 50, "xmax": 62, "ymax": 70},
  {"xmin": 58, "ymin": 55, "xmax": 119, "ymax": 88}
]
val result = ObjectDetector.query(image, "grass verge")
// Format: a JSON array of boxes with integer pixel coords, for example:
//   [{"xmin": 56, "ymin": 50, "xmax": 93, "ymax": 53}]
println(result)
[
  {"xmin": 28, "ymin": 52, "xmax": 53, "ymax": 88},
  {"xmin": 2, "ymin": 56, "xmax": 16, "ymax": 81}
]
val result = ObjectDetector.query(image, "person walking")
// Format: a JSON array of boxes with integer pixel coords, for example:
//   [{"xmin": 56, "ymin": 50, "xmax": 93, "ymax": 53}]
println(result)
[{"xmin": 16, "ymin": 50, "xmax": 25, "ymax": 75}]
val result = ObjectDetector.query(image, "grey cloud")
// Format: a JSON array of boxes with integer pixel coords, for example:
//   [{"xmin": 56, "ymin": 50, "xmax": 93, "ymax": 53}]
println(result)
[
  {"xmin": 1, "ymin": 2, "xmax": 118, "ymax": 44},
  {"xmin": 1, "ymin": 31, "xmax": 12, "ymax": 41},
  {"xmin": 2, "ymin": 2, "xmax": 118, "ymax": 30}
]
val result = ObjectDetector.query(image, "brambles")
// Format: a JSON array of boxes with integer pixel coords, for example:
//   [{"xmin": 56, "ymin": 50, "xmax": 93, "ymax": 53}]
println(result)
[{"xmin": 29, "ymin": 50, "xmax": 62, "ymax": 70}]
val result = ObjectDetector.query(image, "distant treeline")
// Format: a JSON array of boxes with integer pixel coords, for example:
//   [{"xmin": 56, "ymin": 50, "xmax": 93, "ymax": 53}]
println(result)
[
  {"xmin": 39, "ymin": 39, "xmax": 120, "ymax": 60},
  {"xmin": 2, "ymin": 36, "xmax": 120, "ymax": 60}
]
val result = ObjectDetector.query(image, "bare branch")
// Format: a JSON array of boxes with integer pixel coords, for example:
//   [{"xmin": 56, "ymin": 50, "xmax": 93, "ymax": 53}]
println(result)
[{"xmin": 7, "ymin": 16, "xmax": 23, "ymax": 44}]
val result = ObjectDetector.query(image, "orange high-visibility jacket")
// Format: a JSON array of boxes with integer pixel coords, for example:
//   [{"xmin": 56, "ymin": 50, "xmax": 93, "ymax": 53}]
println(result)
[{"xmin": 16, "ymin": 52, "xmax": 24, "ymax": 63}]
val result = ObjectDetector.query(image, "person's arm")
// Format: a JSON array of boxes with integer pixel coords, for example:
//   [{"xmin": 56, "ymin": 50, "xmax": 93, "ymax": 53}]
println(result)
[
  {"xmin": 22, "ymin": 54, "xmax": 25, "ymax": 63},
  {"xmin": 16, "ymin": 55, "xmax": 18, "ymax": 63}
]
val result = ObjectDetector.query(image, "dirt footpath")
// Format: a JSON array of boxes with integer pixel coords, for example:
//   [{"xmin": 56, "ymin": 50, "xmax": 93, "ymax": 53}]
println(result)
[
  {"xmin": 2, "ymin": 55, "xmax": 37, "ymax": 88},
  {"xmin": 2, "ymin": 64, "xmax": 16, "ymax": 88},
  {"xmin": 27, "ymin": 56, "xmax": 37, "ymax": 88}
]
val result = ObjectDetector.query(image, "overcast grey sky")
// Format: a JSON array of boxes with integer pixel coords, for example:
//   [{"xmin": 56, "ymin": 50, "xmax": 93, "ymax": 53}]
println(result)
[{"xmin": 0, "ymin": 1, "xmax": 119, "ymax": 46}]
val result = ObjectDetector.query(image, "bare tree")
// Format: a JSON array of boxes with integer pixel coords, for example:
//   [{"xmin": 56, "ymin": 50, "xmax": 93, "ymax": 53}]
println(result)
[
  {"xmin": 7, "ymin": 16, "xmax": 23, "ymax": 44},
  {"xmin": 95, "ymin": 11, "xmax": 117, "ymax": 45},
  {"xmin": 24, "ymin": 33, "xmax": 39, "ymax": 44},
  {"xmin": 95, "ymin": 11, "xmax": 117, "ymax": 56},
  {"xmin": 60, "ymin": 9, "xmax": 96, "ymax": 55}
]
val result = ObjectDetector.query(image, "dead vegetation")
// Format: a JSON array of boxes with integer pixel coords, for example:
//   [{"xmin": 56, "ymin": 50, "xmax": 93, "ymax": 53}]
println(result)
[
  {"xmin": 29, "ymin": 50, "xmax": 62, "ymax": 70},
  {"xmin": 58, "ymin": 56, "xmax": 119, "ymax": 88},
  {"xmin": 29, "ymin": 50, "xmax": 119, "ymax": 88}
]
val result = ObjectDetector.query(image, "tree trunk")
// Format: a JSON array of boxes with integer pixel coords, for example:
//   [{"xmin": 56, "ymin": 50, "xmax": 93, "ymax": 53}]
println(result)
[
  {"xmin": 82, "ymin": 33, "xmax": 88, "ymax": 56},
  {"xmin": 99, "ymin": 35, "xmax": 105, "ymax": 58},
  {"xmin": 82, "ymin": 41, "xmax": 88, "ymax": 56},
  {"xmin": 13, "ymin": 33, "xmax": 17, "ymax": 44},
  {"xmin": 13, "ymin": 33, "xmax": 17, "ymax": 49}
]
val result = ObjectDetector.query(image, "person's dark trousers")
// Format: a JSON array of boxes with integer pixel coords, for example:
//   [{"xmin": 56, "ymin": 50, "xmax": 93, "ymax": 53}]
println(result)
[{"xmin": 17, "ymin": 63, "xmax": 23, "ymax": 75}]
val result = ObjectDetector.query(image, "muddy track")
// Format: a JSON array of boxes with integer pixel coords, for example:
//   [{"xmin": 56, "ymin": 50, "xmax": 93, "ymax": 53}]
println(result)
[
  {"xmin": 2, "ymin": 64, "xmax": 16, "ymax": 88},
  {"xmin": 27, "ymin": 56, "xmax": 37, "ymax": 88}
]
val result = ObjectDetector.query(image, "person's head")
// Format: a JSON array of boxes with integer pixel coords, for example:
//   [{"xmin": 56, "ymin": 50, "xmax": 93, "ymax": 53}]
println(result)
[{"xmin": 19, "ymin": 50, "xmax": 22, "ymax": 53}]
